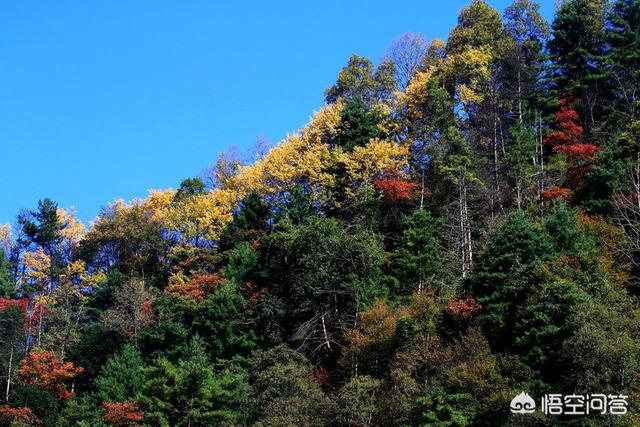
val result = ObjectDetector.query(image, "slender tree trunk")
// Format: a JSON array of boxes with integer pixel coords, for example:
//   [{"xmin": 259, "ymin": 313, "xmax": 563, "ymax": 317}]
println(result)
[
  {"xmin": 517, "ymin": 68, "xmax": 523, "ymax": 125},
  {"xmin": 25, "ymin": 302, "xmax": 32, "ymax": 351},
  {"xmin": 37, "ymin": 304, "xmax": 44, "ymax": 346},
  {"xmin": 5, "ymin": 345, "xmax": 13, "ymax": 402},
  {"xmin": 634, "ymin": 154, "xmax": 640, "ymax": 211},
  {"xmin": 536, "ymin": 111, "xmax": 545, "ymax": 217},
  {"xmin": 420, "ymin": 169, "xmax": 425, "ymax": 209},
  {"xmin": 321, "ymin": 314, "xmax": 331, "ymax": 351},
  {"xmin": 459, "ymin": 172, "xmax": 472, "ymax": 278},
  {"xmin": 490, "ymin": 87, "xmax": 502, "ymax": 220},
  {"xmin": 516, "ymin": 177, "xmax": 523, "ymax": 211}
]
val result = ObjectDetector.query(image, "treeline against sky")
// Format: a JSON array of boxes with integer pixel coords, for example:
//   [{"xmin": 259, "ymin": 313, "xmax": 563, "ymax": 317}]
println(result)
[{"xmin": 1, "ymin": 0, "xmax": 640, "ymax": 425}]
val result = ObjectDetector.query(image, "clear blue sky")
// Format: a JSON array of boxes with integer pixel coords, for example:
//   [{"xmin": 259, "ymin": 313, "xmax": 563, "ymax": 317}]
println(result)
[{"xmin": 0, "ymin": 0, "xmax": 555, "ymax": 225}]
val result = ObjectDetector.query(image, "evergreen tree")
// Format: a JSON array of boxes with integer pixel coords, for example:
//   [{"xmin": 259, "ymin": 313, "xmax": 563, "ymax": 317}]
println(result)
[
  {"xmin": 333, "ymin": 96, "xmax": 383, "ymax": 152},
  {"xmin": 549, "ymin": 0, "xmax": 610, "ymax": 139},
  {"xmin": 607, "ymin": 0, "xmax": 640, "ymax": 121},
  {"xmin": 94, "ymin": 344, "xmax": 144, "ymax": 403},
  {"xmin": 390, "ymin": 209, "xmax": 454, "ymax": 297},
  {"xmin": 471, "ymin": 210, "xmax": 553, "ymax": 350}
]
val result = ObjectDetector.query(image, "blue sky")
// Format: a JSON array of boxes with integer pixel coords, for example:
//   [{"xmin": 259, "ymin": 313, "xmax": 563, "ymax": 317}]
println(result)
[{"xmin": 0, "ymin": 0, "xmax": 555, "ymax": 225}]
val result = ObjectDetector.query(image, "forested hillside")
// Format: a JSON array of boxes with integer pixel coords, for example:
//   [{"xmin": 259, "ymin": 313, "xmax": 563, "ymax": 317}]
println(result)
[{"xmin": 1, "ymin": 0, "xmax": 640, "ymax": 425}]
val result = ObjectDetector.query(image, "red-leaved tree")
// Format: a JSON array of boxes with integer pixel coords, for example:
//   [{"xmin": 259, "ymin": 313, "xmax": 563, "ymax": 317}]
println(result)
[
  {"xmin": 374, "ymin": 177, "xmax": 421, "ymax": 205},
  {"xmin": 0, "ymin": 404, "xmax": 40, "ymax": 426},
  {"xmin": 544, "ymin": 98, "xmax": 600, "ymax": 186},
  {"xmin": 18, "ymin": 350, "xmax": 83, "ymax": 399},
  {"xmin": 102, "ymin": 401, "xmax": 145, "ymax": 426},
  {"xmin": 164, "ymin": 273, "xmax": 225, "ymax": 302}
]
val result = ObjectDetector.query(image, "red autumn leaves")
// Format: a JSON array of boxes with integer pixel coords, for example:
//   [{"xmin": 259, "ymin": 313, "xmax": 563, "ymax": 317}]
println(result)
[
  {"xmin": 445, "ymin": 297, "xmax": 482, "ymax": 318},
  {"xmin": 164, "ymin": 273, "xmax": 225, "ymax": 302},
  {"xmin": 543, "ymin": 98, "xmax": 600, "ymax": 200},
  {"xmin": 18, "ymin": 350, "xmax": 84, "ymax": 400},
  {"xmin": 102, "ymin": 401, "xmax": 145, "ymax": 426},
  {"xmin": 544, "ymin": 98, "xmax": 598, "ymax": 161},
  {"xmin": 0, "ymin": 298, "xmax": 44, "ymax": 332},
  {"xmin": 374, "ymin": 176, "xmax": 421, "ymax": 204}
]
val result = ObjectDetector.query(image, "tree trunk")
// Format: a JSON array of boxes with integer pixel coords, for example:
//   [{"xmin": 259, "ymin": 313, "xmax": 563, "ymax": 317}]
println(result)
[
  {"xmin": 5, "ymin": 345, "xmax": 13, "ymax": 402},
  {"xmin": 459, "ymin": 172, "xmax": 472, "ymax": 278},
  {"xmin": 321, "ymin": 314, "xmax": 331, "ymax": 351}
]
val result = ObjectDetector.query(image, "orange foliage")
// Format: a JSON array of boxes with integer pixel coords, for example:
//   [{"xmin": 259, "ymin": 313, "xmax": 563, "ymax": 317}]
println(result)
[
  {"xmin": 540, "ymin": 187, "xmax": 572, "ymax": 201},
  {"xmin": 445, "ymin": 297, "xmax": 482, "ymax": 318},
  {"xmin": 578, "ymin": 214, "xmax": 631, "ymax": 286},
  {"xmin": 139, "ymin": 300, "xmax": 156, "ymax": 329},
  {"xmin": 553, "ymin": 143, "xmax": 600, "ymax": 161},
  {"xmin": 374, "ymin": 177, "xmax": 420, "ymax": 204},
  {"xmin": 18, "ymin": 350, "xmax": 83, "ymax": 399},
  {"xmin": 342, "ymin": 300, "xmax": 397, "ymax": 368},
  {"xmin": 164, "ymin": 273, "xmax": 225, "ymax": 302},
  {"xmin": 0, "ymin": 405, "xmax": 40, "ymax": 426},
  {"xmin": 102, "ymin": 401, "xmax": 145, "ymax": 426}
]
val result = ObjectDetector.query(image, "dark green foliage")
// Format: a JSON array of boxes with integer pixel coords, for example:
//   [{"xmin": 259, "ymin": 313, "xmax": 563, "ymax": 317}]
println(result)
[
  {"xmin": 389, "ymin": 209, "xmax": 454, "ymax": 297},
  {"xmin": 549, "ymin": 0, "xmax": 608, "ymax": 93},
  {"xmin": 471, "ymin": 210, "xmax": 553, "ymax": 349},
  {"xmin": 561, "ymin": 291, "xmax": 640, "ymax": 393},
  {"xmin": 577, "ymin": 118, "xmax": 640, "ymax": 213},
  {"xmin": 0, "ymin": 249, "xmax": 13, "ymax": 298},
  {"xmin": 325, "ymin": 54, "xmax": 397, "ymax": 105},
  {"xmin": 221, "ymin": 191, "xmax": 269, "ymax": 249},
  {"xmin": 334, "ymin": 96, "xmax": 383, "ymax": 152},
  {"xmin": 608, "ymin": 0, "xmax": 640, "ymax": 119},
  {"xmin": 249, "ymin": 346, "xmax": 333, "ymax": 426},
  {"xmin": 542, "ymin": 201, "xmax": 589, "ymax": 255},
  {"xmin": 225, "ymin": 241, "xmax": 260, "ymax": 284},
  {"xmin": 513, "ymin": 279, "xmax": 586, "ymax": 376},
  {"xmin": 95, "ymin": 344, "xmax": 145, "ymax": 402},
  {"xmin": 0, "ymin": 303, "xmax": 26, "ymax": 392},
  {"xmin": 7, "ymin": 2, "xmax": 640, "ymax": 424},
  {"xmin": 141, "ymin": 336, "xmax": 252, "ymax": 426},
  {"xmin": 174, "ymin": 177, "xmax": 206, "ymax": 202},
  {"xmin": 281, "ymin": 185, "xmax": 317, "ymax": 225},
  {"xmin": 260, "ymin": 217, "xmax": 386, "ymax": 357},
  {"xmin": 549, "ymin": 0, "xmax": 611, "ymax": 139},
  {"xmin": 336, "ymin": 375, "xmax": 381, "ymax": 426},
  {"xmin": 416, "ymin": 386, "xmax": 471, "ymax": 427},
  {"xmin": 145, "ymin": 281, "xmax": 255, "ymax": 361},
  {"xmin": 11, "ymin": 385, "xmax": 61, "ymax": 427},
  {"xmin": 18, "ymin": 198, "xmax": 64, "ymax": 256}
]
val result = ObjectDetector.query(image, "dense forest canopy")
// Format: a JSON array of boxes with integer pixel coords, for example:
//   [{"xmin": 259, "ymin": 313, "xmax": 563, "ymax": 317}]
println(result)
[{"xmin": 2, "ymin": 0, "xmax": 640, "ymax": 425}]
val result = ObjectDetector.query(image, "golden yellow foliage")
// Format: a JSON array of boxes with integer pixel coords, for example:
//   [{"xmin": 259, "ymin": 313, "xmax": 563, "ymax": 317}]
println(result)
[
  {"xmin": 341, "ymin": 300, "xmax": 398, "ymax": 370},
  {"xmin": 344, "ymin": 139, "xmax": 410, "ymax": 187},
  {"xmin": 21, "ymin": 247, "xmax": 51, "ymax": 289},
  {"xmin": 57, "ymin": 208, "xmax": 86, "ymax": 253},
  {"xmin": 143, "ymin": 188, "xmax": 237, "ymax": 242},
  {"xmin": 61, "ymin": 260, "xmax": 106, "ymax": 290},
  {"xmin": 130, "ymin": 103, "xmax": 408, "ymax": 242},
  {"xmin": 230, "ymin": 102, "xmax": 343, "ymax": 199},
  {"xmin": 448, "ymin": 47, "xmax": 492, "ymax": 105},
  {"xmin": 400, "ymin": 68, "xmax": 435, "ymax": 117}
]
